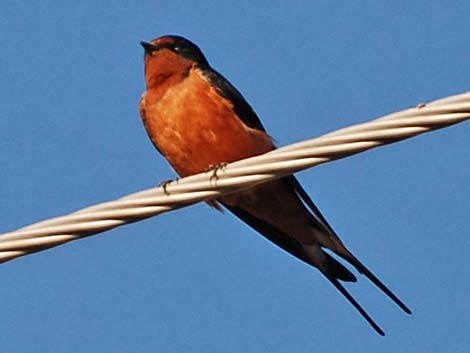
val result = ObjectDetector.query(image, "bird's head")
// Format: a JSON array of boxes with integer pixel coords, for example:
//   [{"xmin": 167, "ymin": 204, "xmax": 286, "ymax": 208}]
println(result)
[{"xmin": 141, "ymin": 35, "xmax": 209, "ymax": 88}]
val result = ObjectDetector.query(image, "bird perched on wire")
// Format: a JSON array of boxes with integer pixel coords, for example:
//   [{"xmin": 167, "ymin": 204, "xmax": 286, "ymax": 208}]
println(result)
[{"xmin": 139, "ymin": 35, "xmax": 411, "ymax": 335}]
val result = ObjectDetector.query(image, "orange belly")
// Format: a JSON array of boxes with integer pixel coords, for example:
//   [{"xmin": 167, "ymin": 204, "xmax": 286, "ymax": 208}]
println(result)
[{"xmin": 141, "ymin": 68, "xmax": 274, "ymax": 177}]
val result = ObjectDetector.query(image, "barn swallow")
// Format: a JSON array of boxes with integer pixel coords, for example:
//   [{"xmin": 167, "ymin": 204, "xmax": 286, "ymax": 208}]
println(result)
[{"xmin": 139, "ymin": 35, "xmax": 411, "ymax": 335}]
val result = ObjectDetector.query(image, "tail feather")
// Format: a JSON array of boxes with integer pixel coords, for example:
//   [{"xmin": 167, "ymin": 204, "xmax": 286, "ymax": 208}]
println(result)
[
  {"xmin": 339, "ymin": 251, "xmax": 412, "ymax": 314},
  {"xmin": 324, "ymin": 252, "xmax": 357, "ymax": 282},
  {"xmin": 291, "ymin": 175, "xmax": 411, "ymax": 314},
  {"xmin": 323, "ymin": 272, "xmax": 385, "ymax": 336},
  {"xmin": 224, "ymin": 177, "xmax": 411, "ymax": 335},
  {"xmin": 311, "ymin": 248, "xmax": 385, "ymax": 335}
]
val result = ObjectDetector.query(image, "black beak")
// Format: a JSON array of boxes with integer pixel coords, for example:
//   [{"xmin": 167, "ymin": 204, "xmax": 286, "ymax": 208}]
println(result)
[{"xmin": 140, "ymin": 41, "xmax": 159, "ymax": 54}]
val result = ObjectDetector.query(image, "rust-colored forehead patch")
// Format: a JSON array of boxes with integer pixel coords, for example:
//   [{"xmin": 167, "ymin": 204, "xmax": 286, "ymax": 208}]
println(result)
[{"xmin": 151, "ymin": 36, "xmax": 175, "ymax": 46}]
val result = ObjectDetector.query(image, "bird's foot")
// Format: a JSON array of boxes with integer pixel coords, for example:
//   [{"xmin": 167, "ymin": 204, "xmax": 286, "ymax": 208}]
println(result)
[
  {"xmin": 158, "ymin": 178, "xmax": 178, "ymax": 195},
  {"xmin": 205, "ymin": 162, "xmax": 228, "ymax": 182}
]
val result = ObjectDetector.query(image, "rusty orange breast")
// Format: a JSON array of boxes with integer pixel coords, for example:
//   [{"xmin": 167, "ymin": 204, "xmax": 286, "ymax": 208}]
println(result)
[{"xmin": 140, "ymin": 67, "xmax": 274, "ymax": 177}]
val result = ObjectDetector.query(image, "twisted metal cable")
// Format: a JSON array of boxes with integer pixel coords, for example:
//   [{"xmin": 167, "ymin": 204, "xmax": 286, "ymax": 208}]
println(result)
[{"xmin": 1, "ymin": 92, "xmax": 468, "ymax": 264}]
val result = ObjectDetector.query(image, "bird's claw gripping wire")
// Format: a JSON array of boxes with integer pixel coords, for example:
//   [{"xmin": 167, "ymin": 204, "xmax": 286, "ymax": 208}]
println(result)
[
  {"xmin": 158, "ymin": 178, "xmax": 178, "ymax": 195},
  {"xmin": 205, "ymin": 163, "xmax": 228, "ymax": 183}
]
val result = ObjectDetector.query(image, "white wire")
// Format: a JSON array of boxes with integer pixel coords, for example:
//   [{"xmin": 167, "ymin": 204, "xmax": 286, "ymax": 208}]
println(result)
[{"xmin": 0, "ymin": 92, "xmax": 468, "ymax": 263}]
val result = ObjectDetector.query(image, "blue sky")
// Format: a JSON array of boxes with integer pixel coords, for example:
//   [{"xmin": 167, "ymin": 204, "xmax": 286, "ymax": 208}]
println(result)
[{"xmin": 0, "ymin": 1, "xmax": 469, "ymax": 352}]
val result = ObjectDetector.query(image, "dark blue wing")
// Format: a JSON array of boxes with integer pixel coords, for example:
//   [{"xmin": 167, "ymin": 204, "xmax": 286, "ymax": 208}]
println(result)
[{"xmin": 200, "ymin": 67, "xmax": 267, "ymax": 132}]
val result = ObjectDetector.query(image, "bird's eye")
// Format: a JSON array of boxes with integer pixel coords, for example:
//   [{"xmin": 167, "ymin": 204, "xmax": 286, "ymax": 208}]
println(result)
[{"xmin": 173, "ymin": 46, "xmax": 182, "ymax": 52}]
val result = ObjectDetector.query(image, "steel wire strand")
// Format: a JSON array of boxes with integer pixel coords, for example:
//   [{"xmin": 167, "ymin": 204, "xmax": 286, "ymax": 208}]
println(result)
[{"xmin": 0, "ymin": 92, "xmax": 468, "ymax": 263}]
